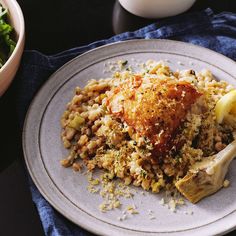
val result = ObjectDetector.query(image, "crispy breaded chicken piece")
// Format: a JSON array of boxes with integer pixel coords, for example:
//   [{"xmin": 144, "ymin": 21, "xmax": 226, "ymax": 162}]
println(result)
[{"xmin": 107, "ymin": 75, "xmax": 201, "ymax": 157}]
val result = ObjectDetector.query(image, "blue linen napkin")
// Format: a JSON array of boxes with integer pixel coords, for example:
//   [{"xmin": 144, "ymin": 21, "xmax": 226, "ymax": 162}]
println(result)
[{"xmin": 16, "ymin": 8, "xmax": 236, "ymax": 236}]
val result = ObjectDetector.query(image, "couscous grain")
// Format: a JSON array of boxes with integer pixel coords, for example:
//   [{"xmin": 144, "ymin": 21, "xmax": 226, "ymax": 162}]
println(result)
[{"xmin": 60, "ymin": 60, "xmax": 235, "ymax": 202}]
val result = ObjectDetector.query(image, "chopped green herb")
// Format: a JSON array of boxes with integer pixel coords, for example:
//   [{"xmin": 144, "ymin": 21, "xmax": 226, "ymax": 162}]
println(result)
[
  {"xmin": 140, "ymin": 169, "xmax": 147, "ymax": 178},
  {"xmin": 122, "ymin": 60, "xmax": 128, "ymax": 66}
]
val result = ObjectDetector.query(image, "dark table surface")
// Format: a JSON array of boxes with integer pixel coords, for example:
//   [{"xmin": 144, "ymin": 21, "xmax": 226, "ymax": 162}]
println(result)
[{"xmin": 1, "ymin": 0, "xmax": 236, "ymax": 235}]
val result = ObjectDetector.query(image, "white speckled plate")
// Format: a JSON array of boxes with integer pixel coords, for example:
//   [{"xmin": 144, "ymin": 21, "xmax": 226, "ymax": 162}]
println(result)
[{"xmin": 23, "ymin": 39, "xmax": 236, "ymax": 236}]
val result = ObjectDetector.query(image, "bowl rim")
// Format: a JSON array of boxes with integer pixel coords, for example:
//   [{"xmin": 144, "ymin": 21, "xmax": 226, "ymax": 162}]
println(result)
[
  {"xmin": 0, "ymin": 0, "xmax": 25, "ymax": 72},
  {"xmin": 118, "ymin": 0, "xmax": 196, "ymax": 19}
]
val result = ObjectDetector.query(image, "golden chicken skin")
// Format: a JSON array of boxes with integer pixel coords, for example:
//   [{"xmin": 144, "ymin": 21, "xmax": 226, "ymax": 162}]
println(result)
[{"xmin": 106, "ymin": 74, "xmax": 201, "ymax": 157}]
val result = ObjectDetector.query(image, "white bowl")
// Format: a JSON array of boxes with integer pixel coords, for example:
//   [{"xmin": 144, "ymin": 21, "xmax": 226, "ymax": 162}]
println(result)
[
  {"xmin": 119, "ymin": 0, "xmax": 196, "ymax": 19},
  {"xmin": 0, "ymin": 0, "xmax": 25, "ymax": 96}
]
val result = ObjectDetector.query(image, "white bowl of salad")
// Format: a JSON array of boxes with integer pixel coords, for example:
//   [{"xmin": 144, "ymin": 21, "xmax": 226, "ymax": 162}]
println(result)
[{"xmin": 0, "ymin": 0, "xmax": 25, "ymax": 96}]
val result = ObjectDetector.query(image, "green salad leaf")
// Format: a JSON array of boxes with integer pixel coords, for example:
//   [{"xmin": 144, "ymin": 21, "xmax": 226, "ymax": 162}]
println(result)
[{"xmin": 0, "ymin": 4, "xmax": 16, "ymax": 68}]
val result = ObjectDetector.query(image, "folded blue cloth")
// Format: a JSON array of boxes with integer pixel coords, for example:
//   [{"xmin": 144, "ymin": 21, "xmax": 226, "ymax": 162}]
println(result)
[{"xmin": 16, "ymin": 8, "xmax": 236, "ymax": 236}]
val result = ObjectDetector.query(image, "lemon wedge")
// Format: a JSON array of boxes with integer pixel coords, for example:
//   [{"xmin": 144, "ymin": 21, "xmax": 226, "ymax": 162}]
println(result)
[{"xmin": 215, "ymin": 90, "xmax": 236, "ymax": 124}]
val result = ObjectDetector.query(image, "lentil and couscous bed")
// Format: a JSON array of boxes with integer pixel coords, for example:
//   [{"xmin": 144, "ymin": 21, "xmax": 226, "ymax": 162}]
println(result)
[{"xmin": 60, "ymin": 60, "xmax": 236, "ymax": 201}]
